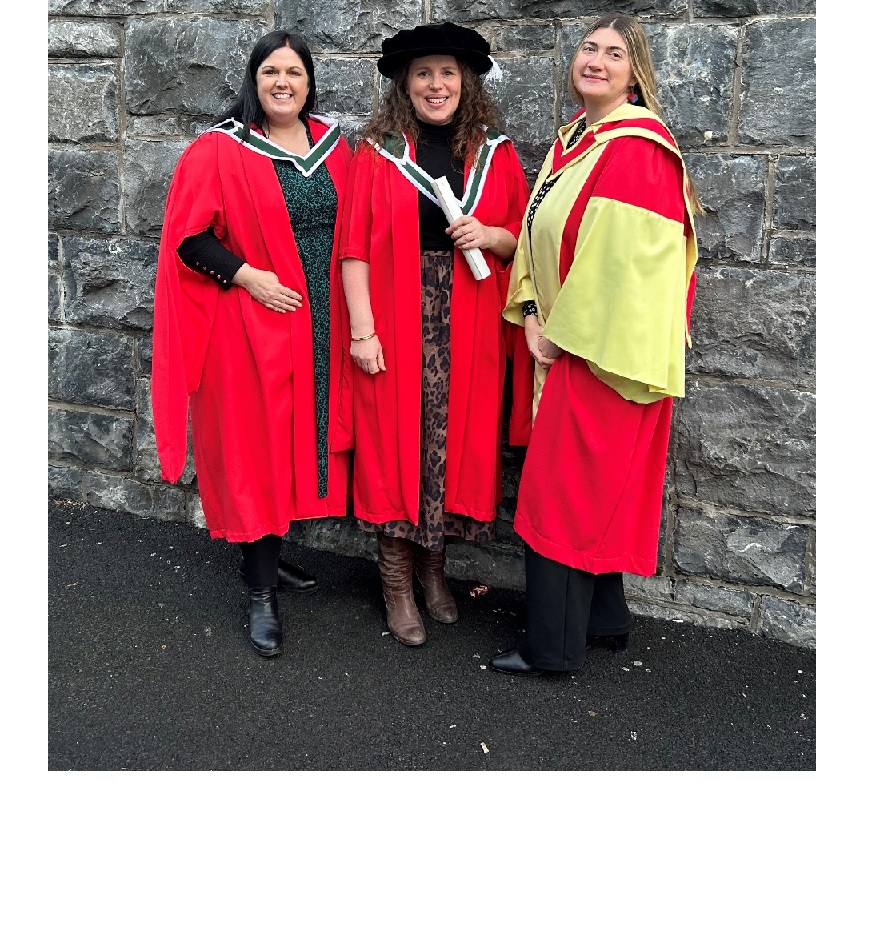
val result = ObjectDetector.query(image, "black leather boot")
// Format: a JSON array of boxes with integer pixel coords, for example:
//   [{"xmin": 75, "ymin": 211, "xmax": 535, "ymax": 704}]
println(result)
[
  {"xmin": 586, "ymin": 632, "xmax": 630, "ymax": 652},
  {"xmin": 277, "ymin": 557, "xmax": 318, "ymax": 593},
  {"xmin": 239, "ymin": 558, "xmax": 318, "ymax": 594},
  {"xmin": 247, "ymin": 587, "xmax": 283, "ymax": 657}
]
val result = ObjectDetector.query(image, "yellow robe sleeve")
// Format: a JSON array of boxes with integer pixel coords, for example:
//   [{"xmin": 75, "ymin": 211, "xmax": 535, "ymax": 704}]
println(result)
[{"xmin": 541, "ymin": 194, "xmax": 691, "ymax": 403}]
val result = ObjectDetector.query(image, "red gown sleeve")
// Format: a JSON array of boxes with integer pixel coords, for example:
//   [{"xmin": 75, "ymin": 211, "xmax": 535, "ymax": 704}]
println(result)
[
  {"xmin": 339, "ymin": 143, "xmax": 376, "ymax": 263},
  {"xmin": 151, "ymin": 134, "xmax": 226, "ymax": 483},
  {"xmin": 495, "ymin": 142, "xmax": 535, "ymax": 446}
]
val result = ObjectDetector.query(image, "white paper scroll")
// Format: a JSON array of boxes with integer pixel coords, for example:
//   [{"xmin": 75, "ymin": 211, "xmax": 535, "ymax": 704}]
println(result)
[{"xmin": 430, "ymin": 175, "xmax": 491, "ymax": 281}]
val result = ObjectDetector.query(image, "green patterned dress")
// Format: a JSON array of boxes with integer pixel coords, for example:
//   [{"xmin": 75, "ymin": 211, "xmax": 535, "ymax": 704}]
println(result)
[{"xmin": 272, "ymin": 126, "xmax": 337, "ymax": 499}]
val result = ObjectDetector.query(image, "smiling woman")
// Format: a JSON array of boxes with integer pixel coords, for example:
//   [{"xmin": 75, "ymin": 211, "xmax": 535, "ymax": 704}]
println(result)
[
  {"xmin": 151, "ymin": 30, "xmax": 354, "ymax": 660},
  {"xmin": 255, "ymin": 45, "xmax": 313, "ymax": 151},
  {"xmin": 405, "ymin": 55, "xmax": 462, "ymax": 126},
  {"xmin": 491, "ymin": 14, "xmax": 705, "ymax": 677},
  {"xmin": 338, "ymin": 22, "xmax": 533, "ymax": 648}
]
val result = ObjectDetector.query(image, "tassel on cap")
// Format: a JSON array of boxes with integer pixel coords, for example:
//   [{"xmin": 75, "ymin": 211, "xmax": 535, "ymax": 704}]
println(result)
[{"xmin": 483, "ymin": 55, "xmax": 503, "ymax": 85}]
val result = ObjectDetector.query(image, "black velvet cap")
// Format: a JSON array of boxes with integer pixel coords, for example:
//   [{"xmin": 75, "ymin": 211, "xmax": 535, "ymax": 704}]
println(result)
[{"xmin": 377, "ymin": 22, "xmax": 492, "ymax": 78}]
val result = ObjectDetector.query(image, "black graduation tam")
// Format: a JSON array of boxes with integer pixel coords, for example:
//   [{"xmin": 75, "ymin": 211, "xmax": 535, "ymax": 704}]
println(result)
[{"xmin": 377, "ymin": 22, "xmax": 492, "ymax": 78}]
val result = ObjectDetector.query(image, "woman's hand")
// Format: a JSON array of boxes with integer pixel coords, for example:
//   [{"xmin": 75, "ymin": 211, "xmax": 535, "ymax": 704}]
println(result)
[
  {"xmin": 525, "ymin": 316, "xmax": 561, "ymax": 369},
  {"xmin": 447, "ymin": 216, "xmax": 518, "ymax": 261},
  {"xmin": 350, "ymin": 335, "xmax": 386, "ymax": 376},
  {"xmin": 447, "ymin": 215, "xmax": 492, "ymax": 251},
  {"xmin": 232, "ymin": 264, "xmax": 302, "ymax": 314},
  {"xmin": 538, "ymin": 335, "xmax": 563, "ymax": 364}
]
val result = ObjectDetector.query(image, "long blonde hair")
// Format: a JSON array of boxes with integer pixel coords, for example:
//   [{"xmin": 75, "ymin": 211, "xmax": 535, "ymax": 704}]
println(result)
[{"xmin": 568, "ymin": 14, "xmax": 704, "ymax": 215}]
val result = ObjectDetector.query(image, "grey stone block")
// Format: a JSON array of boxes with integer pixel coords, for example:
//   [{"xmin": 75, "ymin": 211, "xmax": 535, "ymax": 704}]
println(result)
[
  {"xmin": 688, "ymin": 266, "xmax": 815, "ymax": 383},
  {"xmin": 649, "ymin": 604, "xmax": 752, "ymax": 631},
  {"xmin": 49, "ymin": 464, "xmax": 85, "ymax": 501},
  {"xmin": 774, "ymin": 156, "xmax": 815, "ymax": 231},
  {"xmin": 48, "ymin": 328, "xmax": 137, "ymax": 409},
  {"xmin": 685, "ymin": 154, "xmax": 767, "ymax": 262},
  {"xmin": 49, "ymin": 1, "xmax": 163, "ymax": 12},
  {"xmin": 314, "ymin": 59, "xmax": 377, "ymax": 118},
  {"xmin": 134, "ymin": 378, "xmax": 161, "ymax": 483},
  {"xmin": 49, "ymin": 276, "xmax": 63, "ymax": 323},
  {"xmin": 307, "ymin": 517, "xmax": 375, "ymax": 560},
  {"xmin": 49, "ymin": 150, "xmax": 120, "ymax": 233},
  {"xmin": 166, "ymin": 0, "xmax": 265, "ymax": 12},
  {"xmin": 625, "ymin": 573, "xmax": 673, "ymax": 603},
  {"xmin": 85, "ymin": 474, "xmax": 189, "ymax": 524},
  {"xmin": 49, "ymin": 407, "xmax": 135, "ymax": 471},
  {"xmin": 646, "ymin": 24, "xmax": 738, "ymax": 149},
  {"xmin": 490, "ymin": 24, "xmax": 556, "ymax": 53},
  {"xmin": 739, "ymin": 18, "xmax": 816, "ymax": 147},
  {"xmin": 124, "ymin": 140, "xmax": 188, "ymax": 236},
  {"xmin": 769, "ymin": 236, "xmax": 816, "ymax": 268},
  {"xmin": 275, "ymin": 0, "xmax": 421, "ymax": 52},
  {"xmin": 137, "ymin": 336, "xmax": 153, "ymax": 377},
  {"xmin": 188, "ymin": 495, "xmax": 207, "ymax": 530},
  {"xmin": 442, "ymin": 540, "xmax": 525, "ymax": 590},
  {"xmin": 284, "ymin": 520, "xmax": 308, "ymax": 545},
  {"xmin": 125, "ymin": 18, "xmax": 265, "ymax": 116},
  {"xmin": 48, "ymin": 20, "xmax": 121, "ymax": 58},
  {"xmin": 674, "ymin": 579, "xmax": 756, "ymax": 616},
  {"xmin": 674, "ymin": 507, "xmax": 808, "ymax": 592},
  {"xmin": 674, "ymin": 382, "xmax": 815, "ymax": 516},
  {"xmin": 758, "ymin": 595, "xmax": 815, "ymax": 648},
  {"xmin": 63, "ymin": 237, "xmax": 158, "ymax": 331},
  {"xmin": 49, "ymin": 234, "xmax": 61, "ymax": 266},
  {"xmin": 694, "ymin": 2, "xmax": 815, "ymax": 16},
  {"xmin": 489, "ymin": 56, "xmax": 555, "ymax": 177},
  {"xmin": 127, "ymin": 115, "xmax": 192, "ymax": 140}
]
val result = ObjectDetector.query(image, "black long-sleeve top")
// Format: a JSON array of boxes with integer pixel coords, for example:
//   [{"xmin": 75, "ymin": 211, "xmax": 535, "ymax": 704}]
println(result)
[
  {"xmin": 176, "ymin": 228, "xmax": 244, "ymax": 289},
  {"xmin": 413, "ymin": 118, "xmax": 465, "ymax": 251}
]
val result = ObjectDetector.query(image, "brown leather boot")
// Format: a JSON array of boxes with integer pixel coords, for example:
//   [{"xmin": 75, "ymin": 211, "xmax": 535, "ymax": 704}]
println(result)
[
  {"xmin": 414, "ymin": 545, "xmax": 459, "ymax": 624},
  {"xmin": 377, "ymin": 534, "xmax": 427, "ymax": 646}
]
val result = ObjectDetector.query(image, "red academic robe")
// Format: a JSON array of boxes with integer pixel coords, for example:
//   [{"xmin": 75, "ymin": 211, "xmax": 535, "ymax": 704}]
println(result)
[
  {"xmin": 152, "ymin": 116, "xmax": 354, "ymax": 542},
  {"xmin": 508, "ymin": 106, "xmax": 698, "ymax": 575},
  {"xmin": 339, "ymin": 134, "xmax": 531, "ymax": 525}
]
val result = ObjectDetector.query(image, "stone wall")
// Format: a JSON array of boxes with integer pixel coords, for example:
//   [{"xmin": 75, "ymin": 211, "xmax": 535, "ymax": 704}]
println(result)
[{"xmin": 47, "ymin": 0, "xmax": 816, "ymax": 648}]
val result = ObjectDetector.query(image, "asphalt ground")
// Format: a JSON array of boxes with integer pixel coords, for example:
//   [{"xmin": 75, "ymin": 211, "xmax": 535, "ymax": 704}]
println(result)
[{"xmin": 48, "ymin": 496, "xmax": 815, "ymax": 771}]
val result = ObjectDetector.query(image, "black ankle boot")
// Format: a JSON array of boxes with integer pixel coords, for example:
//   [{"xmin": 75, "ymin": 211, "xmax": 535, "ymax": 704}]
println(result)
[
  {"xmin": 239, "ymin": 558, "xmax": 318, "ymax": 594},
  {"xmin": 586, "ymin": 632, "xmax": 630, "ymax": 652},
  {"xmin": 248, "ymin": 587, "xmax": 282, "ymax": 657}
]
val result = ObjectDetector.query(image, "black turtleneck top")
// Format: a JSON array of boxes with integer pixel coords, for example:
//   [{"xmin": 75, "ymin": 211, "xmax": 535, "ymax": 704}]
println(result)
[{"xmin": 413, "ymin": 118, "xmax": 465, "ymax": 251}]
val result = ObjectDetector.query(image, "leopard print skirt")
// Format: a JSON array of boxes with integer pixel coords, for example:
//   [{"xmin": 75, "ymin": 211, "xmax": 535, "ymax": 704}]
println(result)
[{"xmin": 359, "ymin": 251, "xmax": 496, "ymax": 552}]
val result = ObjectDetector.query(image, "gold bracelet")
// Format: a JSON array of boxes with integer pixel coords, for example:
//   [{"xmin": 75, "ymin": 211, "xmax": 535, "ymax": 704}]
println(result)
[{"xmin": 351, "ymin": 331, "xmax": 376, "ymax": 342}]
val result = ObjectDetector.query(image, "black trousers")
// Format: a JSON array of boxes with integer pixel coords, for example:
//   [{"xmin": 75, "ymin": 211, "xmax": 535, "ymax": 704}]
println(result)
[
  {"xmin": 519, "ymin": 545, "xmax": 632, "ymax": 671},
  {"xmin": 239, "ymin": 534, "xmax": 282, "ymax": 588}
]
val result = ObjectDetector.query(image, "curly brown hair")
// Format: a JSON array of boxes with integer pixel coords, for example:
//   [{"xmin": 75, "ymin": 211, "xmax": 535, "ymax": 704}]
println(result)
[{"xmin": 361, "ymin": 59, "xmax": 503, "ymax": 163}]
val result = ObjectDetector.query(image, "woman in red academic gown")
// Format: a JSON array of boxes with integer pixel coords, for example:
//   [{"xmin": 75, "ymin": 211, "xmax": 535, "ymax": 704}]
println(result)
[
  {"xmin": 490, "ymin": 14, "xmax": 703, "ymax": 676},
  {"xmin": 339, "ymin": 22, "xmax": 531, "ymax": 647},
  {"xmin": 152, "ymin": 31, "xmax": 353, "ymax": 658}
]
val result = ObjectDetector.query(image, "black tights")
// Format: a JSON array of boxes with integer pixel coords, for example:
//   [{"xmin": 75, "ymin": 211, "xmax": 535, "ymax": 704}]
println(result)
[{"xmin": 239, "ymin": 534, "xmax": 282, "ymax": 588}]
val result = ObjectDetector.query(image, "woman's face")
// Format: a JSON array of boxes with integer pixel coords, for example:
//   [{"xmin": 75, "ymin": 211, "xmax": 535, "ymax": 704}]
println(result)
[
  {"xmin": 405, "ymin": 54, "xmax": 463, "ymax": 125},
  {"xmin": 571, "ymin": 27, "xmax": 634, "ymax": 114},
  {"xmin": 256, "ymin": 45, "xmax": 310, "ymax": 127}
]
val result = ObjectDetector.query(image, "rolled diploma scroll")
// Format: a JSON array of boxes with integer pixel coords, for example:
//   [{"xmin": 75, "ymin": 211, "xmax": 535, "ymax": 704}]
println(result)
[{"xmin": 430, "ymin": 176, "xmax": 491, "ymax": 281}]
